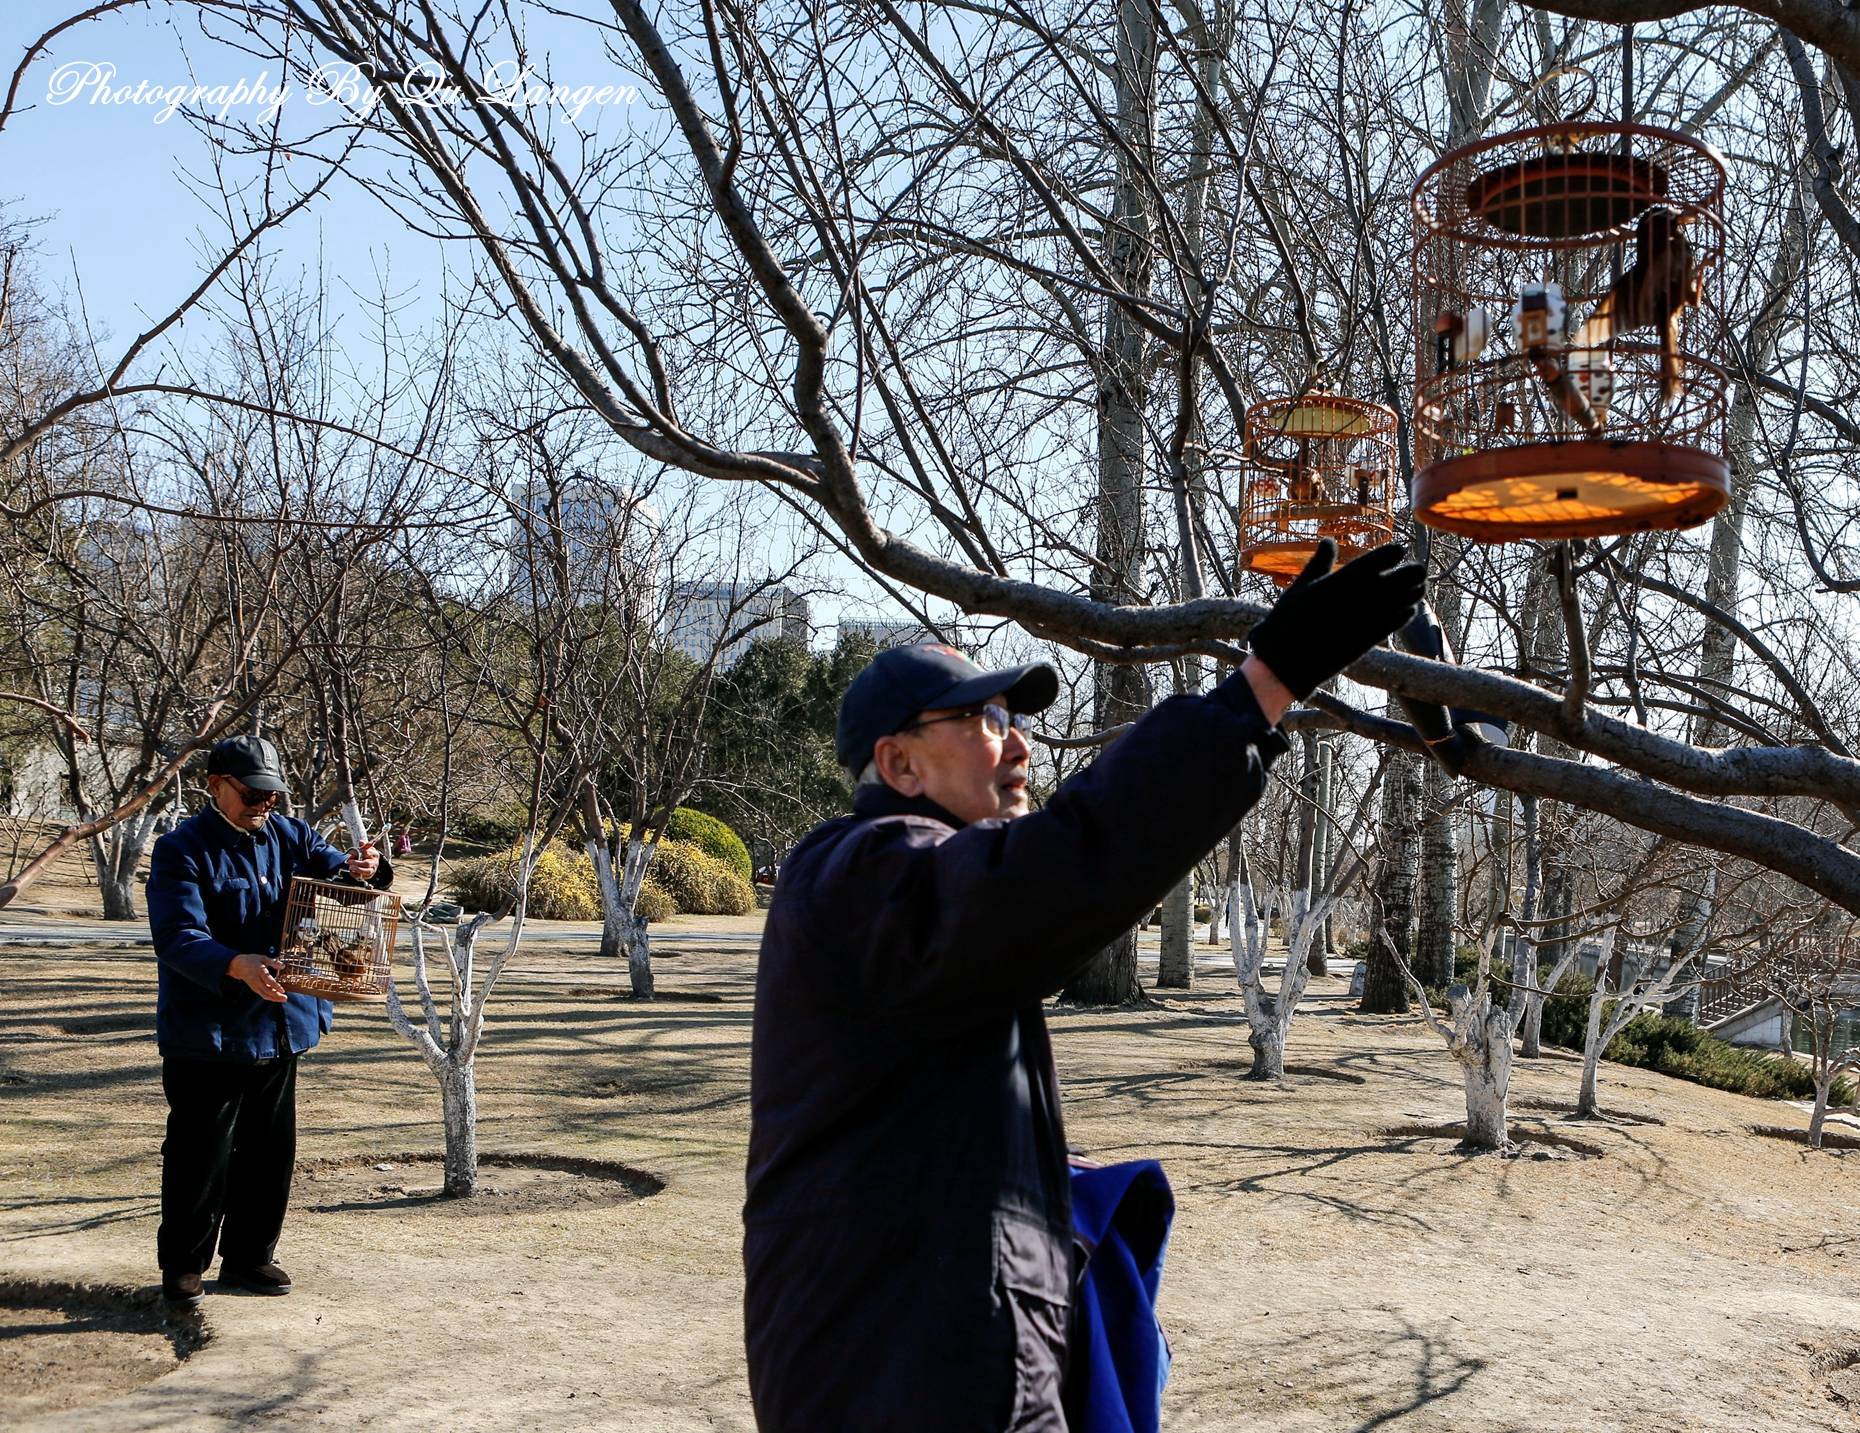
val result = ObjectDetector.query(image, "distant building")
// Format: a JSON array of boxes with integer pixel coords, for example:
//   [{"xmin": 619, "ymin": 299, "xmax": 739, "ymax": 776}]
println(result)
[
  {"xmin": 835, "ymin": 617, "xmax": 935, "ymax": 651},
  {"xmin": 665, "ymin": 580, "xmax": 811, "ymax": 668},
  {"xmin": 507, "ymin": 473, "xmax": 660, "ymax": 615}
]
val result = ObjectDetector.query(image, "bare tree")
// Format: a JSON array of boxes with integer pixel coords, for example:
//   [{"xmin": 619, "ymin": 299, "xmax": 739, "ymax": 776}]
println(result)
[{"xmin": 1760, "ymin": 933, "xmax": 1860, "ymax": 1147}]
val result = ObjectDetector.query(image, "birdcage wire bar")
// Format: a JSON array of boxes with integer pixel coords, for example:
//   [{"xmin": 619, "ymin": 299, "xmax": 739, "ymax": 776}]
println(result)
[
  {"xmin": 277, "ymin": 876, "xmax": 399, "ymax": 1003},
  {"xmin": 1411, "ymin": 121, "xmax": 1730, "ymax": 540},
  {"xmin": 1237, "ymin": 393, "xmax": 1399, "ymax": 583}
]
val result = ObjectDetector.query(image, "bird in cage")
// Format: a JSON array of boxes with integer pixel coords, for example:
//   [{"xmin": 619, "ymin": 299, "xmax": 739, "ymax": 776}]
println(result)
[
  {"xmin": 1433, "ymin": 307, "xmax": 1492, "ymax": 372},
  {"xmin": 1513, "ymin": 280, "xmax": 1600, "ymax": 432},
  {"xmin": 1511, "ymin": 280, "xmax": 1567, "ymax": 352},
  {"xmin": 1573, "ymin": 206, "xmax": 1699, "ymax": 403}
]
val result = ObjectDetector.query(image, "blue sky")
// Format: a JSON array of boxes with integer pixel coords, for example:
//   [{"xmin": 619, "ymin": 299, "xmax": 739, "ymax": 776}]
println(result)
[
  {"xmin": 0, "ymin": 3, "xmax": 1051, "ymax": 649},
  {"xmin": 6, "ymin": 2, "xmax": 447, "ymax": 349}
]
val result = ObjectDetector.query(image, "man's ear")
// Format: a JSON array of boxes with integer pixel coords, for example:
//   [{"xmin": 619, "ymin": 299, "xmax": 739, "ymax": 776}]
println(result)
[{"xmin": 872, "ymin": 735, "xmax": 925, "ymax": 797}]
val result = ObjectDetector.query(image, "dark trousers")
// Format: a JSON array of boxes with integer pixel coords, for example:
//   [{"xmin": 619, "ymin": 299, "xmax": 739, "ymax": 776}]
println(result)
[{"xmin": 157, "ymin": 1054, "xmax": 298, "ymax": 1275}]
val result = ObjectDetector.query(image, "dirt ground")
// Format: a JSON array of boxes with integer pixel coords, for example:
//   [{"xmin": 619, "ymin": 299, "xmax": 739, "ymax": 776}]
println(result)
[{"xmin": 2, "ymin": 909, "xmax": 1858, "ymax": 1433}]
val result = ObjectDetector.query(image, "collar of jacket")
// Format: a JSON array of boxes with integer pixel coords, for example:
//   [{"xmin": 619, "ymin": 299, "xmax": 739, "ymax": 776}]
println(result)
[
  {"xmin": 850, "ymin": 783, "xmax": 971, "ymax": 830},
  {"xmin": 199, "ymin": 802, "xmax": 262, "ymax": 843}
]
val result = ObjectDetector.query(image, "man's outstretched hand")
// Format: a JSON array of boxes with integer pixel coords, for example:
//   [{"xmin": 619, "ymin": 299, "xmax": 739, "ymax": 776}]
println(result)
[{"xmin": 1247, "ymin": 539, "xmax": 1427, "ymax": 700}]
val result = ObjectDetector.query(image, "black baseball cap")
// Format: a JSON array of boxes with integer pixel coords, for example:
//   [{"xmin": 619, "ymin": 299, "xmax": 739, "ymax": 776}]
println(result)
[
  {"xmin": 206, "ymin": 734, "xmax": 289, "ymax": 793},
  {"xmin": 836, "ymin": 644, "xmax": 1059, "ymax": 773}
]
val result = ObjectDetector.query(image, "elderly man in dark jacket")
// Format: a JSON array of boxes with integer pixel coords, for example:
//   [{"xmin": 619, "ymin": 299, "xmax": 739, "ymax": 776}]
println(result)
[
  {"xmin": 743, "ymin": 541, "xmax": 1426, "ymax": 1430},
  {"xmin": 146, "ymin": 735, "xmax": 392, "ymax": 1307}
]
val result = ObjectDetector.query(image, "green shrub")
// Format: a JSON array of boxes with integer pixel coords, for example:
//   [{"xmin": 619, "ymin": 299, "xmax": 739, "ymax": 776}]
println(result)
[
  {"xmin": 449, "ymin": 840, "xmax": 601, "ymax": 920},
  {"xmin": 649, "ymin": 839, "xmax": 757, "ymax": 916},
  {"xmin": 1533, "ymin": 977, "xmax": 1854, "ymax": 1103},
  {"xmin": 635, "ymin": 878, "xmax": 676, "ymax": 924},
  {"xmin": 452, "ymin": 800, "xmax": 532, "ymax": 846},
  {"xmin": 665, "ymin": 808, "xmax": 753, "ymax": 883}
]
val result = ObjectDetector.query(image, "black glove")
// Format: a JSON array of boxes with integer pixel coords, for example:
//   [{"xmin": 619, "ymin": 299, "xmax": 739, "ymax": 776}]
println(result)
[{"xmin": 1247, "ymin": 539, "xmax": 1426, "ymax": 700}]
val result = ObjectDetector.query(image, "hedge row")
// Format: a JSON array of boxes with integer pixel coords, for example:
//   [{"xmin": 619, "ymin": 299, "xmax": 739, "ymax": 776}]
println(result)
[
  {"xmin": 449, "ymin": 837, "xmax": 751, "ymax": 921},
  {"xmin": 1359, "ymin": 946, "xmax": 1852, "ymax": 1105}
]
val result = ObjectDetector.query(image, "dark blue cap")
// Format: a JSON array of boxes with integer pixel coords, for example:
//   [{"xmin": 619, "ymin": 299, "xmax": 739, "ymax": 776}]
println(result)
[
  {"xmin": 836, "ymin": 644, "xmax": 1058, "ymax": 772},
  {"xmin": 206, "ymin": 734, "xmax": 289, "ymax": 792}
]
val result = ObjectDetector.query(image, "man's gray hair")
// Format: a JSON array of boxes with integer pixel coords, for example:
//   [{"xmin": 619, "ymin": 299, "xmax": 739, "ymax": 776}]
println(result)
[{"xmin": 851, "ymin": 759, "xmax": 884, "ymax": 789}]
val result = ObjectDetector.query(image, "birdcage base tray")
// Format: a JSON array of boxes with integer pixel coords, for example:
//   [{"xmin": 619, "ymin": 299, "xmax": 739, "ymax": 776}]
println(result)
[
  {"xmin": 1414, "ymin": 440, "xmax": 1728, "ymax": 541},
  {"xmin": 1241, "ymin": 535, "xmax": 1390, "ymax": 581},
  {"xmin": 278, "ymin": 975, "xmax": 386, "ymax": 1003}
]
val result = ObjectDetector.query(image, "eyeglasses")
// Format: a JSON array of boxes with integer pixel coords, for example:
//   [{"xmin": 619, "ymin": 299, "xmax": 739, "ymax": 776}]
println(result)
[
  {"xmin": 223, "ymin": 776, "xmax": 282, "ymax": 809},
  {"xmin": 897, "ymin": 703, "xmax": 1035, "ymax": 741}
]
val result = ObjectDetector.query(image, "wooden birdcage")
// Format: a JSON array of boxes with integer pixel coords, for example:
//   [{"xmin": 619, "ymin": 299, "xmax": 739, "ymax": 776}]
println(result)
[
  {"xmin": 1238, "ymin": 393, "xmax": 1398, "ymax": 583},
  {"xmin": 277, "ymin": 876, "xmax": 399, "ymax": 1002},
  {"xmin": 1411, "ymin": 122, "xmax": 1730, "ymax": 540}
]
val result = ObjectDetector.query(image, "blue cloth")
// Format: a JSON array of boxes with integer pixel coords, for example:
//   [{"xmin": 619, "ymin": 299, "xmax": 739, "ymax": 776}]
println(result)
[
  {"xmin": 146, "ymin": 807, "xmax": 356, "ymax": 1060},
  {"xmin": 1067, "ymin": 1160, "xmax": 1175, "ymax": 1433}
]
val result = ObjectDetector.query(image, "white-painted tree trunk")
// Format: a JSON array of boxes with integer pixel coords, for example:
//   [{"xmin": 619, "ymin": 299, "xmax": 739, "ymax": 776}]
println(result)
[
  {"xmin": 384, "ymin": 841, "xmax": 533, "ymax": 1199},
  {"xmin": 588, "ymin": 830, "xmax": 657, "ymax": 998},
  {"xmin": 1451, "ymin": 982, "xmax": 1515, "ymax": 1150},
  {"xmin": 1232, "ymin": 875, "xmax": 1327, "ymax": 1081},
  {"xmin": 438, "ymin": 1059, "xmax": 479, "ymax": 1196},
  {"xmin": 1577, "ymin": 926, "xmax": 1704, "ymax": 1119},
  {"xmin": 1808, "ymin": 1078, "xmax": 1833, "ymax": 1149}
]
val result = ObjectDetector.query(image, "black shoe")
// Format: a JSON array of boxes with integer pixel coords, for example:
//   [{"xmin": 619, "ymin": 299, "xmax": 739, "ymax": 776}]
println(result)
[
  {"xmin": 220, "ymin": 1262, "xmax": 292, "ymax": 1295},
  {"xmin": 161, "ymin": 1271, "xmax": 204, "ymax": 1308}
]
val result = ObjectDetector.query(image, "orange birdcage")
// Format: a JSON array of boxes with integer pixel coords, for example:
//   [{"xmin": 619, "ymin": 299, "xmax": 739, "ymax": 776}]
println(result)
[
  {"xmin": 1238, "ymin": 393, "xmax": 1398, "ymax": 584},
  {"xmin": 277, "ymin": 876, "xmax": 399, "ymax": 1002},
  {"xmin": 1410, "ymin": 122, "xmax": 1730, "ymax": 540}
]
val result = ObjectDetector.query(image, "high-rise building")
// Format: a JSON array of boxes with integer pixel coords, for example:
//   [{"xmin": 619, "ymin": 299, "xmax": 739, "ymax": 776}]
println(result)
[
  {"xmin": 506, "ymin": 472, "xmax": 661, "ymax": 616},
  {"xmin": 665, "ymin": 580, "xmax": 811, "ymax": 668}
]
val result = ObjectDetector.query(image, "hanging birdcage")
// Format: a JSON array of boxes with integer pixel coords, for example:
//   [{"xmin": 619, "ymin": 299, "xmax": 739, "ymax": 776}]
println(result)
[
  {"xmin": 1237, "ymin": 393, "xmax": 1398, "ymax": 583},
  {"xmin": 1411, "ymin": 121, "xmax": 1729, "ymax": 540},
  {"xmin": 277, "ymin": 876, "xmax": 399, "ymax": 1002}
]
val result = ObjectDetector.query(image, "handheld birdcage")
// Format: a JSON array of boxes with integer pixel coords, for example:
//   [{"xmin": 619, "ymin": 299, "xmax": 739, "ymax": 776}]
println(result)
[
  {"xmin": 1411, "ymin": 122, "xmax": 1729, "ymax": 540},
  {"xmin": 1238, "ymin": 393, "xmax": 1399, "ymax": 584},
  {"xmin": 277, "ymin": 876, "xmax": 399, "ymax": 1002}
]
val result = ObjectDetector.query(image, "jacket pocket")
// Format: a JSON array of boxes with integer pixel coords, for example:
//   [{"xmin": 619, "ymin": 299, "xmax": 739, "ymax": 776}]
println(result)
[{"xmin": 994, "ymin": 1212, "xmax": 1069, "ymax": 1430}]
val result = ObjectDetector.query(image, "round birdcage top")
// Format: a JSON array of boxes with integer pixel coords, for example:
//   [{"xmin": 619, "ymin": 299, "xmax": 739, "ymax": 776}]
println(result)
[
  {"xmin": 1243, "ymin": 392, "xmax": 1396, "ymax": 446},
  {"xmin": 1412, "ymin": 121, "xmax": 1727, "ymax": 251}
]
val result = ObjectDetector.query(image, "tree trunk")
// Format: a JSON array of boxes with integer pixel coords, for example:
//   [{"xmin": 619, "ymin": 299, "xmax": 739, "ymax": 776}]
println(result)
[
  {"xmin": 622, "ymin": 909, "xmax": 654, "ymax": 1000},
  {"xmin": 1247, "ymin": 1015, "xmax": 1285, "ymax": 1081},
  {"xmin": 1416, "ymin": 761, "xmax": 1458, "ymax": 989},
  {"xmin": 97, "ymin": 851, "xmax": 139, "ymax": 920},
  {"xmin": 1363, "ymin": 749, "xmax": 1421, "ymax": 1013},
  {"xmin": 1575, "ymin": 976, "xmax": 1608, "ymax": 1119},
  {"xmin": 91, "ymin": 810, "xmax": 156, "ymax": 921},
  {"xmin": 1313, "ymin": 742, "xmax": 1335, "ymax": 965},
  {"xmin": 1065, "ymin": 928, "xmax": 1142, "ymax": 1005},
  {"xmin": 440, "ymin": 1059, "xmax": 479, "ymax": 1197},
  {"xmin": 1064, "ymin": 0, "xmax": 1154, "ymax": 1011},
  {"xmin": 1526, "ymin": 865, "xmax": 1572, "ymax": 1056},
  {"xmin": 1451, "ymin": 984, "xmax": 1514, "ymax": 1151},
  {"xmin": 589, "ymin": 836, "xmax": 625, "ymax": 962},
  {"xmin": 1158, "ymin": 873, "xmax": 1194, "ymax": 988},
  {"xmin": 1295, "ymin": 731, "xmax": 1325, "ymax": 978}
]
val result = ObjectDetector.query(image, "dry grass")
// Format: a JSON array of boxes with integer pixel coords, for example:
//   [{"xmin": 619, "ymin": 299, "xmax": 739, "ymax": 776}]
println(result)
[{"xmin": 0, "ymin": 924, "xmax": 1856, "ymax": 1431}]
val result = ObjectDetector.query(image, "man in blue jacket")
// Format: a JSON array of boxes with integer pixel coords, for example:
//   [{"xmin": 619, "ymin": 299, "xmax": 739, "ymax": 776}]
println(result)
[
  {"xmin": 146, "ymin": 735, "xmax": 392, "ymax": 1307},
  {"xmin": 743, "ymin": 541, "xmax": 1426, "ymax": 1430}
]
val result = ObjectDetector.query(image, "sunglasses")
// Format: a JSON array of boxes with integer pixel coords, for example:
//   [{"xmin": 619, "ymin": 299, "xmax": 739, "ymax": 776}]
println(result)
[
  {"xmin": 223, "ymin": 776, "xmax": 282, "ymax": 808},
  {"xmin": 898, "ymin": 703, "xmax": 1035, "ymax": 741}
]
